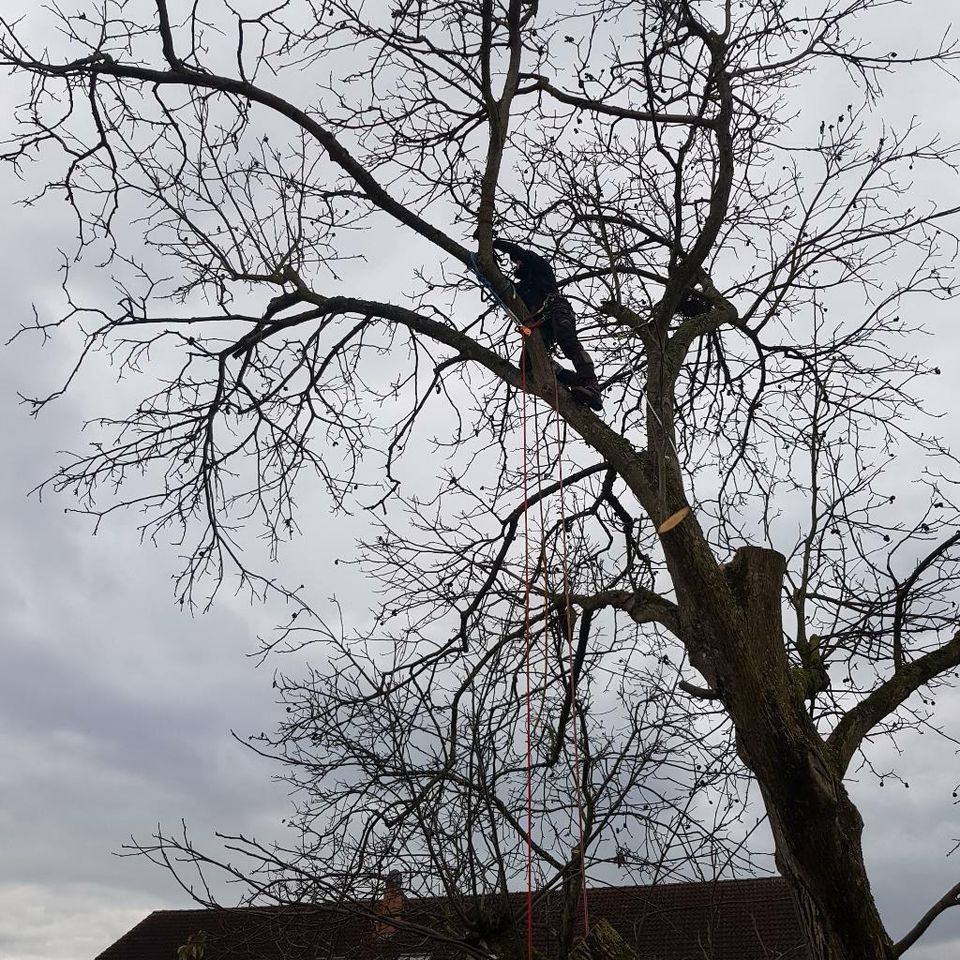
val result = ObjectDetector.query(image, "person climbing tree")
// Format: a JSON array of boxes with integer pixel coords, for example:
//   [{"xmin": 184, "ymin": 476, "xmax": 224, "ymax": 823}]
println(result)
[
  {"xmin": 492, "ymin": 239, "xmax": 603, "ymax": 411},
  {"xmin": 6, "ymin": 3, "xmax": 960, "ymax": 959}
]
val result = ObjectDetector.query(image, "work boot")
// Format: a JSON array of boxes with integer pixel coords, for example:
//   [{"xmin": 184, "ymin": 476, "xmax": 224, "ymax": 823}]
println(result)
[
  {"xmin": 570, "ymin": 381, "xmax": 603, "ymax": 411},
  {"xmin": 554, "ymin": 367, "xmax": 603, "ymax": 410}
]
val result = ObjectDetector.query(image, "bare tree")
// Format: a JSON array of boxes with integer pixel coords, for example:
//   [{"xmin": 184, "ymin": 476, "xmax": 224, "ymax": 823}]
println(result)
[
  {"xmin": 3, "ymin": 1, "xmax": 960, "ymax": 958},
  {"xmin": 130, "ymin": 616, "xmax": 753, "ymax": 960}
]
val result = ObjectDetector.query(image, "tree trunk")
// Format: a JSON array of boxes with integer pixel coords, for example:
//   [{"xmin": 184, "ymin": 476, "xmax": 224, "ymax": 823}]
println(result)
[
  {"xmin": 663, "ymin": 535, "xmax": 895, "ymax": 960},
  {"xmin": 760, "ymin": 778, "xmax": 893, "ymax": 960},
  {"xmin": 724, "ymin": 547, "xmax": 895, "ymax": 960}
]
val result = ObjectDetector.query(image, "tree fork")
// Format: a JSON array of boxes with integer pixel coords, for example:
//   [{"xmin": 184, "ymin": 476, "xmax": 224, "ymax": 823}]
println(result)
[{"xmin": 570, "ymin": 392, "xmax": 900, "ymax": 960}]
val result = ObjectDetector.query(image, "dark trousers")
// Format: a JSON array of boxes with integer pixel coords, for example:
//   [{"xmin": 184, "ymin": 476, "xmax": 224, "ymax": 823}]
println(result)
[{"xmin": 527, "ymin": 295, "xmax": 597, "ymax": 385}]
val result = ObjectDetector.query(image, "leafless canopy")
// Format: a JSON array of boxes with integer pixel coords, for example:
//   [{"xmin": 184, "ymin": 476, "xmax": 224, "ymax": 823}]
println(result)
[{"xmin": 4, "ymin": 1, "xmax": 960, "ymax": 957}]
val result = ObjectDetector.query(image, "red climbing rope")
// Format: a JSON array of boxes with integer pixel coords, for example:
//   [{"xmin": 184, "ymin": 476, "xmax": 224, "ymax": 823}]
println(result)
[
  {"xmin": 518, "ymin": 337, "xmax": 591, "ymax": 956},
  {"xmin": 519, "ymin": 338, "xmax": 535, "ymax": 960}
]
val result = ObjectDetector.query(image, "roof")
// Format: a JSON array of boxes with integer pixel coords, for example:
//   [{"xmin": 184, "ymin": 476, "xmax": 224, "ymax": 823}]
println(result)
[{"xmin": 95, "ymin": 877, "xmax": 807, "ymax": 960}]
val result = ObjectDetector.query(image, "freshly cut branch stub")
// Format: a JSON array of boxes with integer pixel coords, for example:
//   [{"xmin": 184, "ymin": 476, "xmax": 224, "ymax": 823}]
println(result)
[{"xmin": 657, "ymin": 507, "xmax": 691, "ymax": 534}]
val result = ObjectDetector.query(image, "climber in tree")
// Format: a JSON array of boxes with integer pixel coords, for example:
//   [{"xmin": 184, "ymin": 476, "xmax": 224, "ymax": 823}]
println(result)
[{"xmin": 492, "ymin": 238, "xmax": 603, "ymax": 411}]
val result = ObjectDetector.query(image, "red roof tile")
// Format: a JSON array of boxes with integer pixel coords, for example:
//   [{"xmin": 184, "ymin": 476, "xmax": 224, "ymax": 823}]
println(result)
[{"xmin": 95, "ymin": 877, "xmax": 807, "ymax": 960}]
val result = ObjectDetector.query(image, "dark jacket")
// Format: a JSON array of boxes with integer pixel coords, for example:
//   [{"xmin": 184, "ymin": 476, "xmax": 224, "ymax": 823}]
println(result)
[{"xmin": 492, "ymin": 240, "xmax": 560, "ymax": 315}]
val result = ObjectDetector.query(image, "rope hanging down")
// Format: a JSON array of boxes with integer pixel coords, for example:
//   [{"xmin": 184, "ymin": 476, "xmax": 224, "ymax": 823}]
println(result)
[
  {"xmin": 469, "ymin": 250, "xmax": 684, "ymax": 945},
  {"xmin": 466, "ymin": 259, "xmax": 702, "ymax": 960},
  {"xmin": 468, "ymin": 252, "xmax": 592, "ymax": 950},
  {"xmin": 519, "ymin": 335, "xmax": 590, "ymax": 960},
  {"xmin": 519, "ymin": 340, "xmax": 535, "ymax": 960}
]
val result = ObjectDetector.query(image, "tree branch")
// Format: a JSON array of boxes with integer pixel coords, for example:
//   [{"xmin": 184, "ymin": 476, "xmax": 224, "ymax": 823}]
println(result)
[
  {"xmin": 567, "ymin": 588, "xmax": 680, "ymax": 637},
  {"xmin": 892, "ymin": 531, "xmax": 960, "ymax": 667},
  {"xmin": 827, "ymin": 630, "xmax": 960, "ymax": 775},
  {"xmin": 154, "ymin": 0, "xmax": 185, "ymax": 71},
  {"xmin": 894, "ymin": 879, "xmax": 960, "ymax": 956},
  {"xmin": 7, "ymin": 52, "xmax": 470, "ymax": 263},
  {"xmin": 521, "ymin": 75, "xmax": 716, "ymax": 128},
  {"xmin": 220, "ymin": 291, "xmax": 661, "ymax": 513},
  {"xmin": 657, "ymin": 15, "xmax": 736, "ymax": 317},
  {"xmin": 678, "ymin": 681, "xmax": 722, "ymax": 701}
]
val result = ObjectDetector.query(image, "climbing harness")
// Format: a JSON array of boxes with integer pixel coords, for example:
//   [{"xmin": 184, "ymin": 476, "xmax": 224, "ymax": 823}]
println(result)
[
  {"xmin": 470, "ymin": 251, "xmax": 687, "ymax": 536},
  {"xmin": 468, "ymin": 250, "xmax": 551, "ymax": 338}
]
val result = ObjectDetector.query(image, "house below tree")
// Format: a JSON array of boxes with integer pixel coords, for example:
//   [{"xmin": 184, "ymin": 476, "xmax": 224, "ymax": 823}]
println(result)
[{"xmin": 94, "ymin": 875, "xmax": 807, "ymax": 960}]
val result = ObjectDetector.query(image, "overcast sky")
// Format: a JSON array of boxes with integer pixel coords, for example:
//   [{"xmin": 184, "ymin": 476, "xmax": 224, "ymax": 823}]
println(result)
[{"xmin": 2, "ymin": 3, "xmax": 960, "ymax": 960}]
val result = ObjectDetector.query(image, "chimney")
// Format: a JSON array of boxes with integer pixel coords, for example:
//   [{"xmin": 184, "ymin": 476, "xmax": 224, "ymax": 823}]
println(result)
[{"xmin": 375, "ymin": 870, "xmax": 404, "ymax": 938}]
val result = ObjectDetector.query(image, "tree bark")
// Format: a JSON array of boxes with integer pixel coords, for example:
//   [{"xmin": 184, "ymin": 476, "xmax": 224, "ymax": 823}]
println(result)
[
  {"xmin": 762, "ymin": 780, "xmax": 893, "ymax": 960},
  {"xmin": 663, "ymin": 539, "xmax": 895, "ymax": 960},
  {"xmin": 725, "ymin": 548, "xmax": 894, "ymax": 960}
]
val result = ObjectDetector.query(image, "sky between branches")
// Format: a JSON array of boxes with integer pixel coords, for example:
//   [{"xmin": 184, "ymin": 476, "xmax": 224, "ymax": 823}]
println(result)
[{"xmin": 1, "ymin": 2, "xmax": 959, "ymax": 958}]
